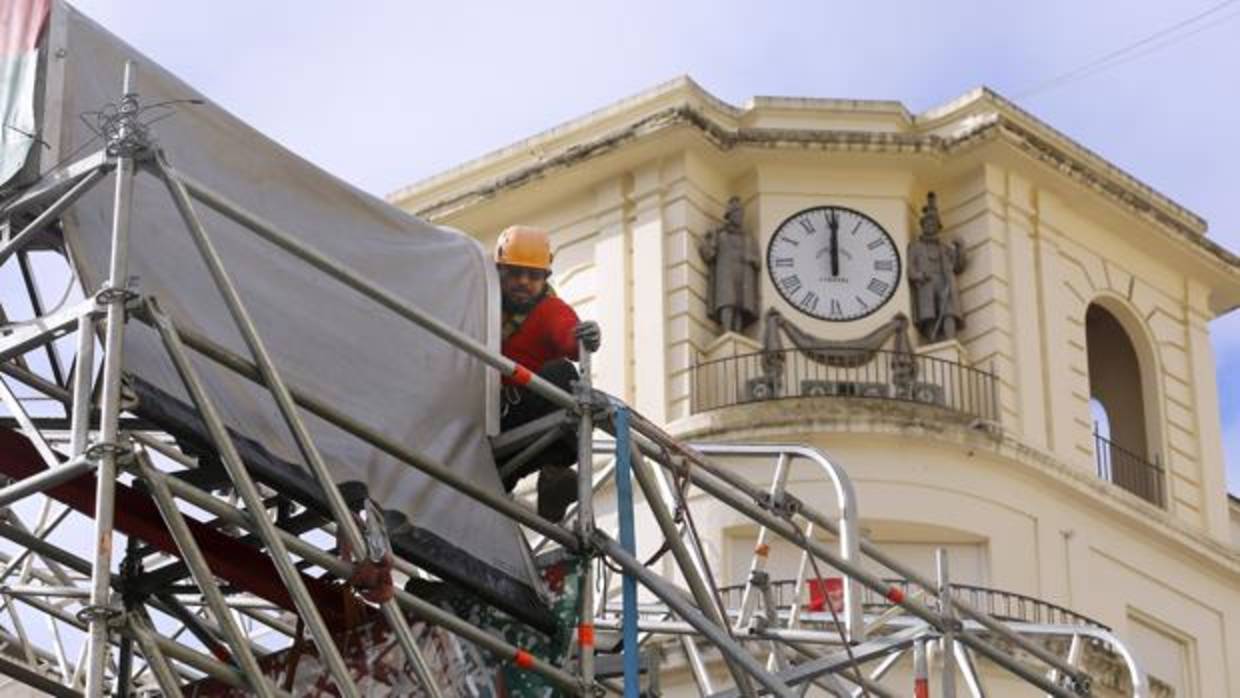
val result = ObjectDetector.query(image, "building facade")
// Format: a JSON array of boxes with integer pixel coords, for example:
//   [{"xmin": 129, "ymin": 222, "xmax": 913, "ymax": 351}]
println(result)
[{"xmin": 391, "ymin": 78, "xmax": 1240, "ymax": 697}]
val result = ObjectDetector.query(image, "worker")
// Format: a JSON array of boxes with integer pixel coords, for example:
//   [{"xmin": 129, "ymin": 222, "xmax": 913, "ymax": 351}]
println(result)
[{"xmin": 495, "ymin": 225, "xmax": 601, "ymax": 521}]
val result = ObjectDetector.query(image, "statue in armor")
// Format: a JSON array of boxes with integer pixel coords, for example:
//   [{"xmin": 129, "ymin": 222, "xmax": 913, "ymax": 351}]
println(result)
[
  {"xmin": 699, "ymin": 196, "xmax": 761, "ymax": 333},
  {"xmin": 907, "ymin": 192, "xmax": 967, "ymax": 342}
]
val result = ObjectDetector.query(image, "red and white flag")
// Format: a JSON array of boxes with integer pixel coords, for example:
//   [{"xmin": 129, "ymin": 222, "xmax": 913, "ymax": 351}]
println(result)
[{"xmin": 1, "ymin": 0, "xmax": 51, "ymax": 186}]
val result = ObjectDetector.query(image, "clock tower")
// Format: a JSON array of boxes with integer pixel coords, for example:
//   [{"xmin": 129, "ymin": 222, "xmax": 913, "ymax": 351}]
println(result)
[{"xmin": 391, "ymin": 78, "xmax": 1240, "ymax": 697}]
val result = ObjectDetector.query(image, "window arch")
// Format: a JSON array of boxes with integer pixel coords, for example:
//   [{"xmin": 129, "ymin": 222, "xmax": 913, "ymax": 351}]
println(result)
[{"xmin": 1084, "ymin": 299, "xmax": 1164, "ymax": 506}]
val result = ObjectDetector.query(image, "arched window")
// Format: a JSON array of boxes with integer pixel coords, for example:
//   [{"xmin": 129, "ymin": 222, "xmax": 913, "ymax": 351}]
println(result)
[{"xmin": 1085, "ymin": 303, "xmax": 1164, "ymax": 506}]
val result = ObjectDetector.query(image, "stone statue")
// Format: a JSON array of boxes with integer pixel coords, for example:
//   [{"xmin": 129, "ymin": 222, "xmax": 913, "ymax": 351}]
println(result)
[
  {"xmin": 699, "ymin": 196, "xmax": 761, "ymax": 333},
  {"xmin": 907, "ymin": 192, "xmax": 967, "ymax": 342}
]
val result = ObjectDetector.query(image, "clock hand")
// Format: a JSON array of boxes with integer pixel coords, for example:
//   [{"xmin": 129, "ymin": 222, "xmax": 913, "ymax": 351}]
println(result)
[{"xmin": 827, "ymin": 210, "xmax": 840, "ymax": 277}]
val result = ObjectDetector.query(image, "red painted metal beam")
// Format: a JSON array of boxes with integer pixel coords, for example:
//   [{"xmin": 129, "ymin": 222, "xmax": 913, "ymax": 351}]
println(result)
[{"xmin": 0, "ymin": 428, "xmax": 352, "ymax": 629}]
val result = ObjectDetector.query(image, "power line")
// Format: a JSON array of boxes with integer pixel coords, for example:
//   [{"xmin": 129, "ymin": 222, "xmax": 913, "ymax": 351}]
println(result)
[
  {"xmin": 1013, "ymin": 0, "xmax": 1240, "ymax": 100},
  {"xmin": 1054, "ymin": 9, "xmax": 1240, "ymax": 91}
]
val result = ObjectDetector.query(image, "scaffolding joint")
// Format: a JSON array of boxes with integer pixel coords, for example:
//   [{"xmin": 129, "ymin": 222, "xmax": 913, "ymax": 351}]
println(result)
[
  {"xmin": 1068, "ymin": 674, "xmax": 1093, "ymax": 697},
  {"xmin": 75, "ymin": 602, "xmax": 124, "ymax": 628},
  {"xmin": 95, "ymin": 275, "xmax": 143, "ymax": 307},
  {"xmin": 85, "ymin": 436, "xmax": 134, "ymax": 464},
  {"xmin": 748, "ymin": 568, "xmax": 770, "ymax": 588},
  {"xmin": 104, "ymin": 91, "xmax": 153, "ymax": 158},
  {"xmin": 756, "ymin": 490, "xmax": 801, "ymax": 519},
  {"xmin": 747, "ymin": 613, "xmax": 771, "ymax": 636},
  {"xmin": 581, "ymin": 529, "xmax": 607, "ymax": 558},
  {"xmin": 573, "ymin": 381, "xmax": 611, "ymax": 420},
  {"xmin": 360, "ymin": 498, "xmax": 391, "ymax": 563}
]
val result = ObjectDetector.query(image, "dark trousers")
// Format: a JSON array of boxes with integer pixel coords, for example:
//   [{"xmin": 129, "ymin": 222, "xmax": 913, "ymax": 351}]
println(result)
[{"xmin": 500, "ymin": 359, "xmax": 579, "ymax": 491}]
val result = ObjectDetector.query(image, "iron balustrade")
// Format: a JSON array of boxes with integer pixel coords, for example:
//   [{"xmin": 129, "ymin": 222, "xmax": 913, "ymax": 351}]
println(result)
[
  {"xmin": 1094, "ymin": 431, "xmax": 1165, "ymax": 507},
  {"xmin": 691, "ymin": 346, "xmax": 999, "ymax": 423},
  {"xmin": 716, "ymin": 578, "xmax": 1108, "ymax": 631}
]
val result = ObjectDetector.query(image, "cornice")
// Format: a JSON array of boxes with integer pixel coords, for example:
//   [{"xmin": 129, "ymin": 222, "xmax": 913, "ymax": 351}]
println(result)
[{"xmin": 390, "ymin": 84, "xmax": 1237, "ymax": 283}]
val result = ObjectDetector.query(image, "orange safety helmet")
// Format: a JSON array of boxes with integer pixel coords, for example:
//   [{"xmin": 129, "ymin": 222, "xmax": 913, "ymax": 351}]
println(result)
[{"xmin": 495, "ymin": 225, "xmax": 553, "ymax": 271}]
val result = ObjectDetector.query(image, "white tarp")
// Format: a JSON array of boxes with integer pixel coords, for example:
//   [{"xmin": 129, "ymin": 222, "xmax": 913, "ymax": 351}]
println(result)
[{"xmin": 38, "ymin": 2, "xmax": 544, "ymax": 617}]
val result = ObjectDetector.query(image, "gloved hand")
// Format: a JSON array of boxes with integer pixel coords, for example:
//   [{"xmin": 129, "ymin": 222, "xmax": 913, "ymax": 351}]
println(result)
[{"xmin": 575, "ymin": 320, "xmax": 601, "ymax": 353}]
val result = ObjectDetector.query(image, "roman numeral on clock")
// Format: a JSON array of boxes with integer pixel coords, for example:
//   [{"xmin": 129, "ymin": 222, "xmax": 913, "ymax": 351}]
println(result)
[
  {"xmin": 800, "ymin": 291, "xmax": 820, "ymax": 313},
  {"xmin": 779, "ymin": 275, "xmax": 803, "ymax": 295},
  {"xmin": 798, "ymin": 218, "xmax": 816, "ymax": 234},
  {"xmin": 829, "ymin": 298, "xmax": 843, "ymax": 317},
  {"xmin": 874, "ymin": 259, "xmax": 894, "ymax": 272},
  {"xmin": 866, "ymin": 238, "xmax": 885, "ymax": 251},
  {"xmin": 867, "ymin": 278, "xmax": 890, "ymax": 296},
  {"xmin": 772, "ymin": 257, "xmax": 794, "ymax": 268}
]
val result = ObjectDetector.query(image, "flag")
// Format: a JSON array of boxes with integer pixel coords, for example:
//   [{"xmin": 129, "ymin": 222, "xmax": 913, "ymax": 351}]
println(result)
[{"xmin": 1, "ymin": 0, "xmax": 50, "ymax": 186}]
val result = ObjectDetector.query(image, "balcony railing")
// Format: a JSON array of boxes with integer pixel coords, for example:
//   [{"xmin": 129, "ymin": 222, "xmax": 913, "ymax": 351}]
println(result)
[
  {"xmin": 1095, "ymin": 431, "xmax": 1164, "ymax": 507},
  {"xmin": 716, "ymin": 577, "xmax": 1109, "ymax": 630},
  {"xmin": 691, "ymin": 347, "xmax": 999, "ymax": 423}
]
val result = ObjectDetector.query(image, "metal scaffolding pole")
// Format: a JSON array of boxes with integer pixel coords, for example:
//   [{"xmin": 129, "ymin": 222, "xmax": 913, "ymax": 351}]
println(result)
[
  {"xmin": 937, "ymin": 548, "xmax": 957, "ymax": 698},
  {"xmin": 124, "ymin": 616, "xmax": 186, "ymax": 698},
  {"xmin": 614, "ymin": 408, "xmax": 639, "ymax": 698},
  {"xmin": 149, "ymin": 467, "xmax": 585, "ymax": 694},
  {"xmin": 137, "ymin": 309, "xmax": 579, "ymax": 551},
  {"xmin": 619, "ymin": 419, "xmax": 1085, "ymax": 698},
  {"xmin": 0, "ymin": 163, "xmax": 109, "ymax": 268},
  {"xmin": 84, "ymin": 60, "xmax": 137, "ymax": 698},
  {"xmin": 627, "ymin": 438, "xmax": 757, "ymax": 696},
  {"xmin": 576, "ymin": 342, "xmax": 598, "ymax": 691},
  {"xmin": 132, "ymin": 449, "xmax": 275, "ymax": 697},
  {"xmin": 593, "ymin": 531, "xmax": 795, "ymax": 698},
  {"xmin": 144, "ymin": 299, "xmax": 361, "ymax": 697}
]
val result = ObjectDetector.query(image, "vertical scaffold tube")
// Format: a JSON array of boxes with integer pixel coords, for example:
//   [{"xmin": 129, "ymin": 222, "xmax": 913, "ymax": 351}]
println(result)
[
  {"xmin": 85, "ymin": 60, "xmax": 135, "ymax": 698},
  {"xmin": 914, "ymin": 638, "xmax": 929, "ymax": 698},
  {"xmin": 614, "ymin": 407, "xmax": 639, "ymax": 698},
  {"xmin": 576, "ymin": 342, "xmax": 595, "ymax": 691},
  {"xmin": 937, "ymin": 549, "xmax": 956, "ymax": 698}
]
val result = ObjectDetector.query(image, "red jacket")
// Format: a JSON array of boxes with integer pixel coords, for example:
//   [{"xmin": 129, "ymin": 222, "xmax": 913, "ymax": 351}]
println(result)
[{"xmin": 502, "ymin": 294, "xmax": 580, "ymax": 380}]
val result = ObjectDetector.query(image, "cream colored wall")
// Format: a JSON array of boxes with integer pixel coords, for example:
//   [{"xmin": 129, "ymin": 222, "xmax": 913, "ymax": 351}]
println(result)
[
  {"xmin": 396, "ymin": 85, "xmax": 1239, "ymax": 694},
  {"xmin": 905, "ymin": 162, "xmax": 1231, "ymax": 540}
]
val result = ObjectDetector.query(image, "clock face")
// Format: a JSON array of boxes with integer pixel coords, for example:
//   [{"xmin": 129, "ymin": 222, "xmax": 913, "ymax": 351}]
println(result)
[{"xmin": 766, "ymin": 206, "xmax": 901, "ymax": 322}]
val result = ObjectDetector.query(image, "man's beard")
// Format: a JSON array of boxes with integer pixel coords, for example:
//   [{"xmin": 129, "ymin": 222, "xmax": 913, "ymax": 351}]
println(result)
[{"xmin": 503, "ymin": 293, "xmax": 539, "ymax": 314}]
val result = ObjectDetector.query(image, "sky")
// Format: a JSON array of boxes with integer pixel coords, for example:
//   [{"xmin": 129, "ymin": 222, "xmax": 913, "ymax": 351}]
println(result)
[{"xmin": 62, "ymin": 0, "xmax": 1240, "ymax": 494}]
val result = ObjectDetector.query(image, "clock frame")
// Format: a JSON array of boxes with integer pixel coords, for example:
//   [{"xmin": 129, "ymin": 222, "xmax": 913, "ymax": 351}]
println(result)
[{"xmin": 766, "ymin": 205, "xmax": 901, "ymax": 322}]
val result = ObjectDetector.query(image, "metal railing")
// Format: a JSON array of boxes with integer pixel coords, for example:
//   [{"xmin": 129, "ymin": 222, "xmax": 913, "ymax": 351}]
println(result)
[
  {"xmin": 717, "ymin": 577, "xmax": 1109, "ymax": 630},
  {"xmin": 691, "ymin": 347, "xmax": 999, "ymax": 423},
  {"xmin": 1095, "ymin": 431, "xmax": 1164, "ymax": 507}
]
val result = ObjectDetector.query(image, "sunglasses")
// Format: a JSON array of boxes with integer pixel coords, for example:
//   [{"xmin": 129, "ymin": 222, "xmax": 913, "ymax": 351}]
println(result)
[{"xmin": 499, "ymin": 266, "xmax": 549, "ymax": 281}]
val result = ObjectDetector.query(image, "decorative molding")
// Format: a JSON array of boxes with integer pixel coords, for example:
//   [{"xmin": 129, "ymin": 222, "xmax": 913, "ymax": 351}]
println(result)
[{"xmin": 393, "ymin": 87, "xmax": 1237, "ymax": 284}]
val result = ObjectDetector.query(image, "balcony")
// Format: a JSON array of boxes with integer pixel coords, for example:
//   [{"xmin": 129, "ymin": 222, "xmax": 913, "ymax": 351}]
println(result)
[
  {"xmin": 1095, "ymin": 431, "xmax": 1165, "ymax": 507},
  {"xmin": 691, "ymin": 347, "xmax": 999, "ymax": 424}
]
